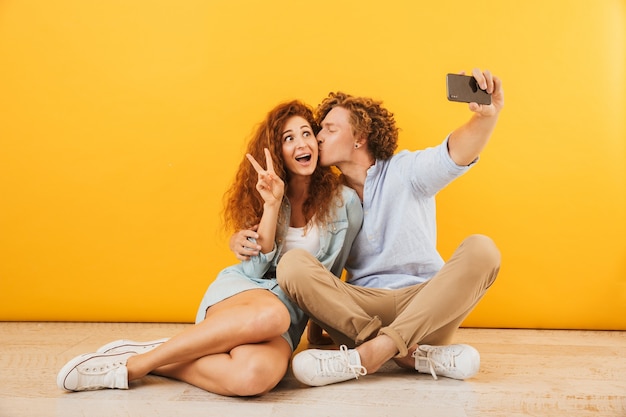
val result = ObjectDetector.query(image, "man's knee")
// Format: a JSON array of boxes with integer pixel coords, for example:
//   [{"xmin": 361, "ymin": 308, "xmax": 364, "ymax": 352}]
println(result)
[
  {"xmin": 462, "ymin": 234, "xmax": 501, "ymax": 288},
  {"xmin": 276, "ymin": 248, "xmax": 313, "ymax": 289},
  {"xmin": 464, "ymin": 234, "xmax": 501, "ymax": 268}
]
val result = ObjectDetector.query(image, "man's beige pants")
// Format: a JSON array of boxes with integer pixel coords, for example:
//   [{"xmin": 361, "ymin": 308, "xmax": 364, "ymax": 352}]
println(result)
[{"xmin": 277, "ymin": 234, "xmax": 501, "ymax": 358}]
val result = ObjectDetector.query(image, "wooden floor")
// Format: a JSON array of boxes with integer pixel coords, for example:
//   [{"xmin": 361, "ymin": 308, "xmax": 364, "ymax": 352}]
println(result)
[{"xmin": 1, "ymin": 322, "xmax": 624, "ymax": 417}]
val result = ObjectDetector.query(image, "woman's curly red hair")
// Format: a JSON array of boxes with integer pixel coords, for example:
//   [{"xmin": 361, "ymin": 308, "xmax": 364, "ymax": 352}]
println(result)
[{"xmin": 223, "ymin": 100, "xmax": 343, "ymax": 233}]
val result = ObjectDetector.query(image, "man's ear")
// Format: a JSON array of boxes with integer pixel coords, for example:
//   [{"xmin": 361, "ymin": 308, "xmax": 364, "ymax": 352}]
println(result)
[{"xmin": 356, "ymin": 133, "xmax": 368, "ymax": 148}]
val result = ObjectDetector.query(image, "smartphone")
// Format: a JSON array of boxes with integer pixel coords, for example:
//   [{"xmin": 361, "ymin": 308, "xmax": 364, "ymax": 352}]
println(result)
[{"xmin": 446, "ymin": 74, "xmax": 491, "ymax": 105}]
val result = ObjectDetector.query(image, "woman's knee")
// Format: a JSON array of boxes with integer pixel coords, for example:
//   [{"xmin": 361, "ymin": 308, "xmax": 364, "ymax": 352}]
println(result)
[
  {"xmin": 230, "ymin": 353, "xmax": 287, "ymax": 396},
  {"xmin": 248, "ymin": 300, "xmax": 291, "ymax": 335}
]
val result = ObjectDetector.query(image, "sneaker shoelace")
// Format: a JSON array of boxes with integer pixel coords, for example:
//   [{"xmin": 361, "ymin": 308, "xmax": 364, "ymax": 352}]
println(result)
[
  {"xmin": 318, "ymin": 345, "xmax": 367, "ymax": 380},
  {"xmin": 412, "ymin": 347, "xmax": 456, "ymax": 380},
  {"xmin": 78, "ymin": 360, "xmax": 127, "ymax": 389}
]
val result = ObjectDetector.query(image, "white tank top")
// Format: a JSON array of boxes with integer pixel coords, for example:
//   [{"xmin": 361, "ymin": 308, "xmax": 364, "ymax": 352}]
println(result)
[{"xmin": 284, "ymin": 222, "xmax": 320, "ymax": 256}]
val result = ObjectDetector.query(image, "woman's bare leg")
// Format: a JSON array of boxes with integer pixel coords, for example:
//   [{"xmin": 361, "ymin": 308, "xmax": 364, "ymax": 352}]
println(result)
[
  {"xmin": 153, "ymin": 336, "xmax": 292, "ymax": 396},
  {"xmin": 125, "ymin": 289, "xmax": 290, "ymax": 381}
]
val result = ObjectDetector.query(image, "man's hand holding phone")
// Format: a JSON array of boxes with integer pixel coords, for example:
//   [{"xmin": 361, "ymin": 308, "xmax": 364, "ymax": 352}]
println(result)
[{"xmin": 447, "ymin": 69, "xmax": 503, "ymax": 117}]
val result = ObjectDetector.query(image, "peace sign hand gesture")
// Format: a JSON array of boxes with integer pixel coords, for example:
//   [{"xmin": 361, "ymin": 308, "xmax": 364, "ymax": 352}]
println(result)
[{"xmin": 246, "ymin": 148, "xmax": 284, "ymax": 207}]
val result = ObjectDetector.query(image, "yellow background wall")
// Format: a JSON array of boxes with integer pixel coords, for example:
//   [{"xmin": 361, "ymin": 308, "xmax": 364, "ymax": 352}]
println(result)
[{"xmin": 1, "ymin": 0, "xmax": 624, "ymax": 329}]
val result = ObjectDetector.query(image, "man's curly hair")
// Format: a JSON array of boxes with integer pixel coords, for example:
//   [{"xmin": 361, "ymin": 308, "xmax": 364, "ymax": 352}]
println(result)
[{"xmin": 316, "ymin": 92, "xmax": 399, "ymax": 160}]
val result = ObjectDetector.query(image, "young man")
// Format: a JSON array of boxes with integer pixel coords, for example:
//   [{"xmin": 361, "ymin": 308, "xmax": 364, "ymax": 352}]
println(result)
[
  {"xmin": 277, "ymin": 69, "xmax": 504, "ymax": 386},
  {"xmin": 234, "ymin": 69, "xmax": 503, "ymax": 386}
]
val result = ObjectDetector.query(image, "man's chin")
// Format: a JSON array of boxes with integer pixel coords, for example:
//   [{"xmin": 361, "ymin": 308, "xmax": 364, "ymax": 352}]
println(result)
[{"xmin": 319, "ymin": 157, "xmax": 333, "ymax": 167}]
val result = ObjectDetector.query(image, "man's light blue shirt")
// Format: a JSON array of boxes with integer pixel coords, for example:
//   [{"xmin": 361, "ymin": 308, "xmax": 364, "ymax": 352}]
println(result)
[{"xmin": 345, "ymin": 137, "xmax": 473, "ymax": 289}]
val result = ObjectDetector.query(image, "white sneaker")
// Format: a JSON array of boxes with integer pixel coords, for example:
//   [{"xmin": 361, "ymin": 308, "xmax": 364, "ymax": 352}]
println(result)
[
  {"xmin": 413, "ymin": 344, "xmax": 480, "ymax": 380},
  {"xmin": 292, "ymin": 345, "xmax": 367, "ymax": 386},
  {"xmin": 96, "ymin": 338, "xmax": 169, "ymax": 355},
  {"xmin": 57, "ymin": 351, "xmax": 133, "ymax": 391}
]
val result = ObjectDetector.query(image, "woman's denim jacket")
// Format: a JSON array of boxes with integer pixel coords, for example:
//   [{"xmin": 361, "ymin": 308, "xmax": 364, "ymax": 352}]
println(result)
[{"xmin": 237, "ymin": 185, "xmax": 363, "ymax": 280}]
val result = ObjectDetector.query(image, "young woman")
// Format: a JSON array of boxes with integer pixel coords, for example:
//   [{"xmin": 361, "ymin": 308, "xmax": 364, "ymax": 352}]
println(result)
[{"xmin": 56, "ymin": 100, "xmax": 363, "ymax": 396}]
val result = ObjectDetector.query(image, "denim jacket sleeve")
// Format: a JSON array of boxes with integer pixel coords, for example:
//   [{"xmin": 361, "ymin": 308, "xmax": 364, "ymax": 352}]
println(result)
[{"xmin": 238, "ymin": 240, "xmax": 277, "ymax": 278}]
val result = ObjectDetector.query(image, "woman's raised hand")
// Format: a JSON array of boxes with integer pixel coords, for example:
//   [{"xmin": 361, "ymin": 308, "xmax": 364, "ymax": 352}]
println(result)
[{"xmin": 246, "ymin": 148, "xmax": 284, "ymax": 206}]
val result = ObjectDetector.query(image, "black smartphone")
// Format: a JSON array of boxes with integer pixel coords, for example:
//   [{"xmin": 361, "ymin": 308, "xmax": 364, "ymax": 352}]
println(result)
[{"xmin": 446, "ymin": 74, "xmax": 491, "ymax": 105}]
